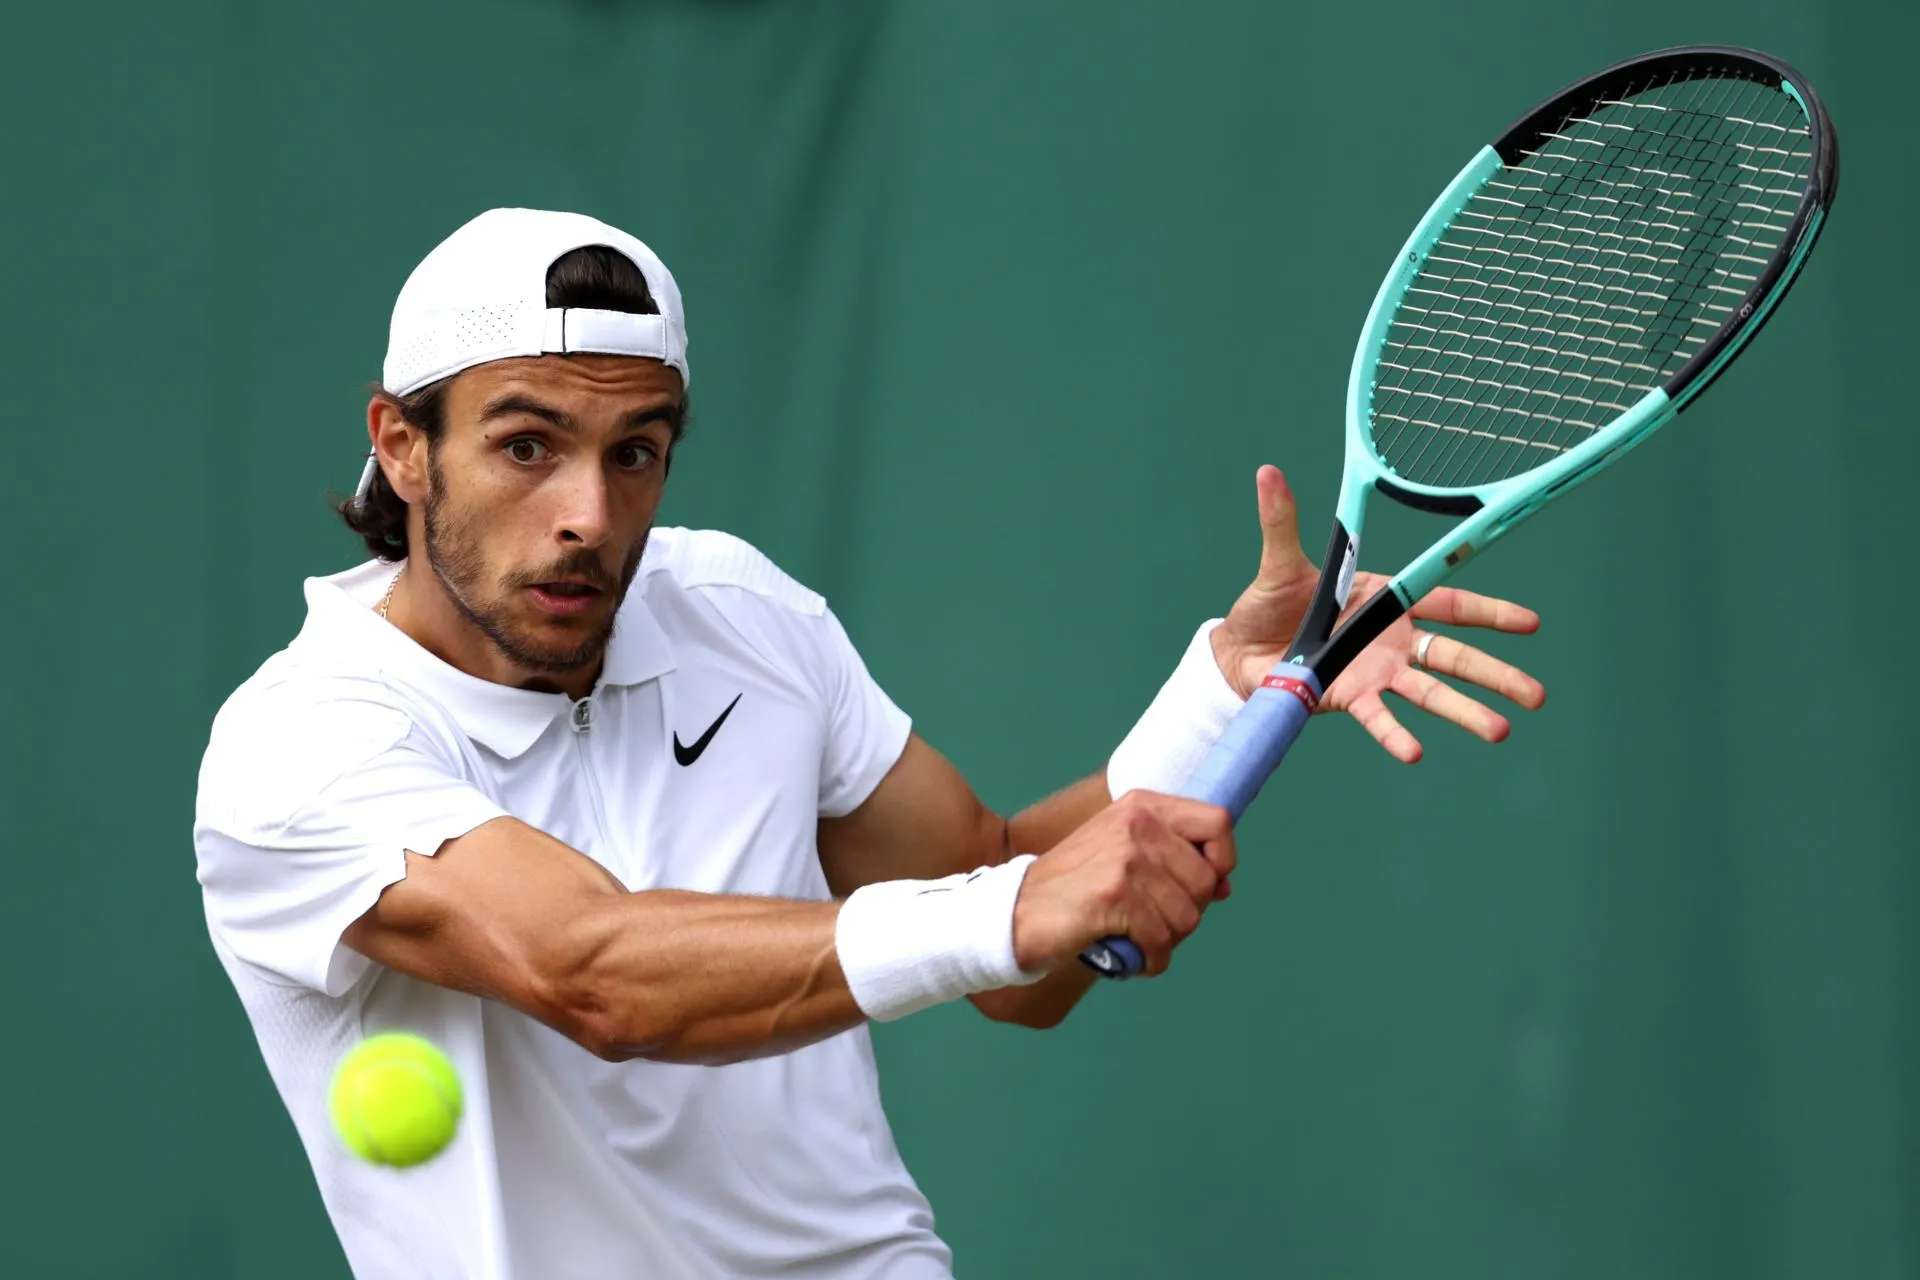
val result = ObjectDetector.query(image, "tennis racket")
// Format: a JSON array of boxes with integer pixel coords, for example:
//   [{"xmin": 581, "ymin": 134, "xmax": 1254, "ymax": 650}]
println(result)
[{"xmin": 1081, "ymin": 44, "xmax": 1838, "ymax": 979}]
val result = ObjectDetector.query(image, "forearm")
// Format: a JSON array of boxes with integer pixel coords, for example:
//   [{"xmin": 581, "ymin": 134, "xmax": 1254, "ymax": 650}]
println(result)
[
  {"xmin": 540, "ymin": 891, "xmax": 860, "ymax": 1066},
  {"xmin": 969, "ymin": 773, "xmax": 1113, "ymax": 1027},
  {"xmin": 1007, "ymin": 772, "xmax": 1116, "ymax": 859}
]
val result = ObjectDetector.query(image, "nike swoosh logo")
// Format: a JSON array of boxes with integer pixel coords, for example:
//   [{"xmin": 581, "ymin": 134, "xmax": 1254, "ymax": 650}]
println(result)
[{"xmin": 673, "ymin": 693, "xmax": 742, "ymax": 766}]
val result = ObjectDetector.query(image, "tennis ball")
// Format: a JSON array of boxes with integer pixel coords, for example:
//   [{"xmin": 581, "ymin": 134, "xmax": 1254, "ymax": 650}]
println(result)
[{"xmin": 328, "ymin": 1032, "xmax": 463, "ymax": 1169}]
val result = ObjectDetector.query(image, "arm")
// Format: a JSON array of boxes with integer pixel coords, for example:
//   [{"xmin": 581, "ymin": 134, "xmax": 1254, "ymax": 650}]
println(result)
[
  {"xmin": 819, "ymin": 735, "xmax": 1218, "ymax": 1029},
  {"xmin": 198, "ymin": 673, "xmax": 1228, "ymax": 1069},
  {"xmin": 342, "ymin": 817, "xmax": 858, "ymax": 1066},
  {"xmin": 345, "ymin": 785, "xmax": 1232, "ymax": 1065}
]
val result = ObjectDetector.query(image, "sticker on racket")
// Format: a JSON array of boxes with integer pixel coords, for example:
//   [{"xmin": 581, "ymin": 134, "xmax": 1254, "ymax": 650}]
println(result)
[{"xmin": 1081, "ymin": 43, "xmax": 1838, "ymax": 979}]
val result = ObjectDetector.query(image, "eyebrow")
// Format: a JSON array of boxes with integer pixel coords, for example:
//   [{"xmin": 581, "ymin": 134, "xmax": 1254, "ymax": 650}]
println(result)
[{"xmin": 480, "ymin": 394, "xmax": 684, "ymax": 434}]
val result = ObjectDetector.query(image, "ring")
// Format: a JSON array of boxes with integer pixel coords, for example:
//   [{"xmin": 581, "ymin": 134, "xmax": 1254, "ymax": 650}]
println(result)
[{"xmin": 1412, "ymin": 631, "xmax": 1438, "ymax": 669}]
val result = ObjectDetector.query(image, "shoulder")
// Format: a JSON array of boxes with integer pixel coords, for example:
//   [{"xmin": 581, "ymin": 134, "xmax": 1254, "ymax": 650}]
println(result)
[
  {"xmin": 198, "ymin": 664, "xmax": 441, "ymax": 833},
  {"xmin": 637, "ymin": 528, "xmax": 874, "ymax": 697},
  {"xmin": 209, "ymin": 659, "xmax": 416, "ymax": 751},
  {"xmin": 640, "ymin": 527, "xmax": 826, "ymax": 618}
]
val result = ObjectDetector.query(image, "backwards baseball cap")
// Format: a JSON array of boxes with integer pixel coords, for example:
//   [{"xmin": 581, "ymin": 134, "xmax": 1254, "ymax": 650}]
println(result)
[{"xmin": 355, "ymin": 207, "xmax": 691, "ymax": 498}]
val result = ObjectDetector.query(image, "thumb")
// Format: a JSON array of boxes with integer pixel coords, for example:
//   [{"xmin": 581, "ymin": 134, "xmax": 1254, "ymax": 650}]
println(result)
[{"xmin": 1254, "ymin": 464, "xmax": 1310, "ymax": 583}]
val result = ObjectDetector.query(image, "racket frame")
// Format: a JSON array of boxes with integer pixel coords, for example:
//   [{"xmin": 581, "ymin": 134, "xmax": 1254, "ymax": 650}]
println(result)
[{"xmin": 1287, "ymin": 46, "xmax": 1837, "ymax": 682}]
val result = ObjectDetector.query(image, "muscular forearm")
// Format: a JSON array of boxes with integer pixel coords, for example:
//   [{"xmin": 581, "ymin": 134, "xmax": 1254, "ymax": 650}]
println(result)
[
  {"xmin": 346, "ymin": 832, "xmax": 870, "ymax": 1069},
  {"xmin": 547, "ymin": 890, "xmax": 859, "ymax": 1066}
]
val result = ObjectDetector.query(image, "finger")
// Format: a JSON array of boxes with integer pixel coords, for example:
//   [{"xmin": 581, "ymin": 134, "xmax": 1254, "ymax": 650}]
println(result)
[
  {"xmin": 1390, "ymin": 667, "xmax": 1511, "ymax": 743},
  {"xmin": 1140, "ymin": 865, "xmax": 1206, "ymax": 941},
  {"xmin": 1147, "ymin": 825, "xmax": 1224, "ymax": 906},
  {"xmin": 1253, "ymin": 464, "xmax": 1310, "ymax": 584},
  {"xmin": 1418, "ymin": 633, "xmax": 1547, "ymax": 710},
  {"xmin": 1114, "ymin": 797, "xmax": 1223, "ymax": 904},
  {"xmin": 1139, "ymin": 795, "xmax": 1237, "ymax": 877},
  {"xmin": 1348, "ymin": 690, "xmax": 1423, "ymax": 764},
  {"xmin": 1126, "ymin": 904, "xmax": 1177, "ymax": 977},
  {"xmin": 1410, "ymin": 586, "xmax": 1541, "ymax": 634},
  {"xmin": 1109, "ymin": 795, "xmax": 1223, "ymax": 903}
]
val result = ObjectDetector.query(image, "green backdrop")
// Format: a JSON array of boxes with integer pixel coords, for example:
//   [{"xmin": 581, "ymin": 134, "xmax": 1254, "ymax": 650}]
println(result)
[{"xmin": 3, "ymin": 2, "xmax": 1914, "ymax": 1276}]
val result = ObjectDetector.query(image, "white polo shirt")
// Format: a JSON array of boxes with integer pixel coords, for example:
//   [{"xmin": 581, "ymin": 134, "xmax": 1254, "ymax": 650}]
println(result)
[{"xmin": 194, "ymin": 527, "xmax": 952, "ymax": 1280}]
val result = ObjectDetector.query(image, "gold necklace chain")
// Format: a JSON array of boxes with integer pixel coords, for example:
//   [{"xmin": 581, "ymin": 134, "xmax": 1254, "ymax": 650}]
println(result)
[{"xmin": 377, "ymin": 566, "xmax": 402, "ymax": 620}]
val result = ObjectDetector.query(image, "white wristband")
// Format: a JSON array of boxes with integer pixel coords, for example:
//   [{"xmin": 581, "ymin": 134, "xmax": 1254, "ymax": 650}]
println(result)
[
  {"xmin": 1106, "ymin": 619, "xmax": 1246, "ymax": 799},
  {"xmin": 834, "ymin": 855, "xmax": 1049, "ymax": 1023}
]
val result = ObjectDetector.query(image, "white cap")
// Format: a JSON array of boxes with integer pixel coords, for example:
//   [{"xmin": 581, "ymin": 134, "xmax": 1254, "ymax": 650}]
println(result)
[{"xmin": 357, "ymin": 207, "xmax": 691, "ymax": 498}]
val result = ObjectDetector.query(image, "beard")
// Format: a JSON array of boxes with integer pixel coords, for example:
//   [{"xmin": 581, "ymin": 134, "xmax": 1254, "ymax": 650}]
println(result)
[{"xmin": 421, "ymin": 465, "xmax": 647, "ymax": 678}]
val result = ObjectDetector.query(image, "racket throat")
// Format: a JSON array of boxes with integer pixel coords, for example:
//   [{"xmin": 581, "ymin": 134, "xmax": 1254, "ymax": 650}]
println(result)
[
  {"xmin": 1286, "ymin": 521, "xmax": 1359, "ymax": 663},
  {"xmin": 1287, "ymin": 519, "xmax": 1411, "ymax": 679},
  {"xmin": 1315, "ymin": 588, "xmax": 1407, "ymax": 682}
]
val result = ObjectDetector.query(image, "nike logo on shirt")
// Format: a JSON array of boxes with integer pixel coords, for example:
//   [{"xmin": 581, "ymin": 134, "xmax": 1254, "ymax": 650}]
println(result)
[{"xmin": 673, "ymin": 693, "xmax": 743, "ymax": 766}]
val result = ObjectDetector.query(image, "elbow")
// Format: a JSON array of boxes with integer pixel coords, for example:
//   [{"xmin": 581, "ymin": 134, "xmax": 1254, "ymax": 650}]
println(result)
[
  {"xmin": 523, "ymin": 944, "xmax": 674, "ymax": 1064},
  {"xmin": 565, "ymin": 1004, "xmax": 759, "ymax": 1066},
  {"xmin": 571, "ymin": 1013, "xmax": 659, "ymax": 1064},
  {"xmin": 547, "ymin": 984, "xmax": 677, "ymax": 1063},
  {"xmin": 535, "ymin": 976, "xmax": 638, "ymax": 1061},
  {"xmin": 539, "ymin": 969, "xmax": 745, "ymax": 1065}
]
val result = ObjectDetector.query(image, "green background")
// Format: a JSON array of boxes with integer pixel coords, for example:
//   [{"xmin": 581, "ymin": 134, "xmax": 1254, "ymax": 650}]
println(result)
[{"xmin": 3, "ymin": 2, "xmax": 1913, "ymax": 1276}]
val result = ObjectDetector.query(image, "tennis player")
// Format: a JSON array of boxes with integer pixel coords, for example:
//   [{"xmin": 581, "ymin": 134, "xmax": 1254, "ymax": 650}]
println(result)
[{"xmin": 194, "ymin": 209, "xmax": 1546, "ymax": 1279}]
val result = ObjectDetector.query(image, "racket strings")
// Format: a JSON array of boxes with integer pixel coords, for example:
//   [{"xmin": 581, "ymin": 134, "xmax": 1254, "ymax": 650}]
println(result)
[
  {"xmin": 1390, "ymin": 69, "xmax": 1739, "ymax": 482},
  {"xmin": 1369, "ymin": 69, "xmax": 1813, "ymax": 489},
  {"xmin": 1420, "ymin": 70, "xmax": 1754, "ymax": 485},
  {"xmin": 1386, "ymin": 72, "xmax": 1800, "ymax": 485}
]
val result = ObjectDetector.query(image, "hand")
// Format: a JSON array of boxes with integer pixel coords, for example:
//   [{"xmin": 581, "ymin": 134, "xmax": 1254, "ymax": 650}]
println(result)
[
  {"xmin": 1211, "ymin": 465, "xmax": 1548, "ymax": 764},
  {"xmin": 1011, "ymin": 791, "xmax": 1235, "ymax": 977}
]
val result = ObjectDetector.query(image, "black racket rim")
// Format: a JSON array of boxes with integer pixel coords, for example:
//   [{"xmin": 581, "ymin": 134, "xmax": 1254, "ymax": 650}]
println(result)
[{"xmin": 1490, "ymin": 44, "xmax": 1840, "ymax": 409}]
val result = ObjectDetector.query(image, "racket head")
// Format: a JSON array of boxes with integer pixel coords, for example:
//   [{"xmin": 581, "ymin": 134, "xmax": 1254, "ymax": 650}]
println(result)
[
  {"xmin": 1344, "ymin": 46, "xmax": 1837, "ymax": 558},
  {"xmin": 1286, "ymin": 45, "xmax": 1837, "ymax": 683}
]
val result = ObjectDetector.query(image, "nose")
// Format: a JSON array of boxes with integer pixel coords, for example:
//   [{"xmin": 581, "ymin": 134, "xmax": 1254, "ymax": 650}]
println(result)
[{"xmin": 553, "ymin": 462, "xmax": 612, "ymax": 549}]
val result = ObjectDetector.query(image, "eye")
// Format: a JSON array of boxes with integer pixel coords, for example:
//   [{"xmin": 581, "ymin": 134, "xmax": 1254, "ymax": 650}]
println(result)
[
  {"xmin": 505, "ymin": 437, "xmax": 549, "ymax": 464},
  {"xmin": 613, "ymin": 441, "xmax": 658, "ymax": 472}
]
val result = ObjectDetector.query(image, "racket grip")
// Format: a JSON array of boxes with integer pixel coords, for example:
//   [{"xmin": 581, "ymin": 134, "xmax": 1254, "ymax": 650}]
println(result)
[
  {"xmin": 1181, "ymin": 666, "xmax": 1320, "ymax": 821},
  {"xmin": 1079, "ymin": 665, "xmax": 1322, "ymax": 979}
]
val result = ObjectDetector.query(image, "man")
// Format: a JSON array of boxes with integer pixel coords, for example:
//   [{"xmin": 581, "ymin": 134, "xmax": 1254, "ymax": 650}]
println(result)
[{"xmin": 194, "ymin": 208, "xmax": 1545, "ymax": 1279}]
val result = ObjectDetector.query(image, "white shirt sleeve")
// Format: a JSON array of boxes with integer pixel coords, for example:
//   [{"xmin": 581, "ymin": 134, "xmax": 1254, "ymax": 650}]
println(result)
[
  {"xmin": 194, "ymin": 682, "xmax": 508, "ymax": 997},
  {"xmin": 809, "ymin": 604, "xmax": 912, "ymax": 818}
]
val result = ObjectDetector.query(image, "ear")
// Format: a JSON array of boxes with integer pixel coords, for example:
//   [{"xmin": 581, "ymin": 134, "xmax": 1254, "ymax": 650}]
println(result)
[{"xmin": 367, "ymin": 396, "xmax": 431, "ymax": 505}]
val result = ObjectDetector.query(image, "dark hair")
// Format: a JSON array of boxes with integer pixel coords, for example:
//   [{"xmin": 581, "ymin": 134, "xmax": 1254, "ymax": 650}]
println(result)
[{"xmin": 336, "ymin": 244, "xmax": 688, "ymax": 561}]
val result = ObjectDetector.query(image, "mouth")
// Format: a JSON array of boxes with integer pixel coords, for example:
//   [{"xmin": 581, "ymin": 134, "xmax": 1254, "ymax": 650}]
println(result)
[{"xmin": 527, "ymin": 581, "xmax": 607, "ymax": 618}]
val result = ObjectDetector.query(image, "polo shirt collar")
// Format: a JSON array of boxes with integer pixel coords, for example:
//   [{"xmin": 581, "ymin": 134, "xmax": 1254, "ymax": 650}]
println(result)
[{"xmin": 296, "ymin": 558, "xmax": 675, "ymax": 759}]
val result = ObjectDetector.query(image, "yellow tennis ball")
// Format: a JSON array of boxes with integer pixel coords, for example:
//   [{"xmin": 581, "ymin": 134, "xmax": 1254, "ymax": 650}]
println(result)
[{"xmin": 328, "ymin": 1032, "xmax": 463, "ymax": 1169}]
